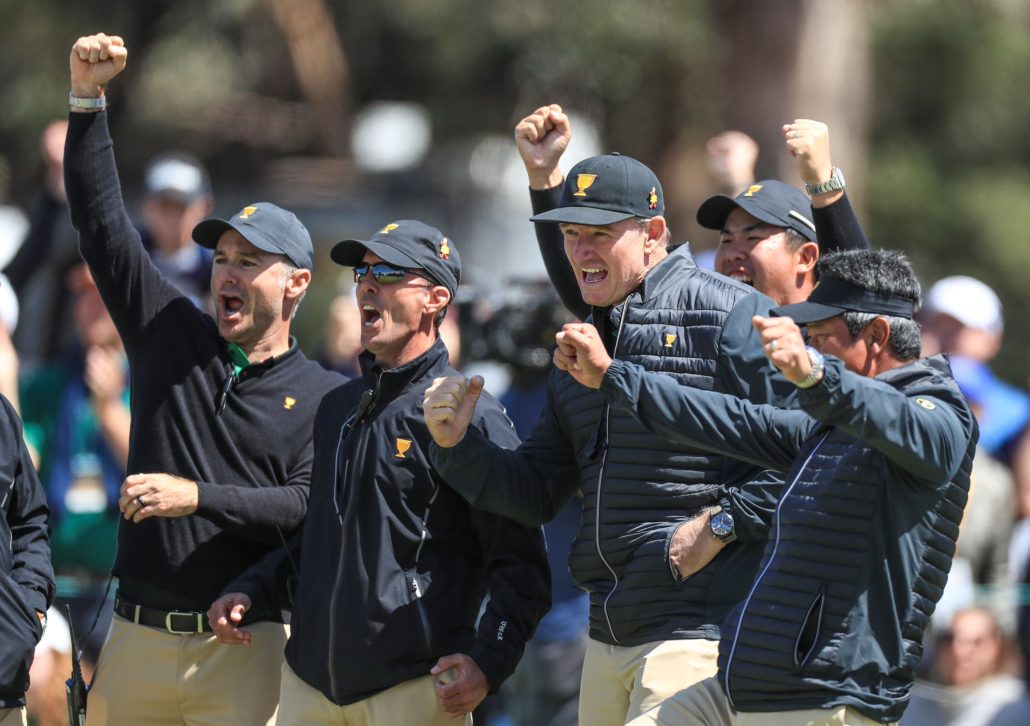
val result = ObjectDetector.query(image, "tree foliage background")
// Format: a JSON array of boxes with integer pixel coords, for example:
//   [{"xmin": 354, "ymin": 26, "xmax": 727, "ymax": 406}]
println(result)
[{"xmin": 1, "ymin": 0, "xmax": 1028, "ymax": 382}]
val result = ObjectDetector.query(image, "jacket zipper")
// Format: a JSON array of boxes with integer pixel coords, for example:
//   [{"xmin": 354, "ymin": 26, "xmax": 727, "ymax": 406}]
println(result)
[
  {"xmin": 327, "ymin": 374, "xmax": 382, "ymax": 703},
  {"xmin": 411, "ymin": 482, "xmax": 440, "ymax": 653},
  {"xmin": 597, "ymin": 303, "xmax": 629, "ymax": 644},
  {"xmin": 722, "ymin": 432, "xmax": 830, "ymax": 710}
]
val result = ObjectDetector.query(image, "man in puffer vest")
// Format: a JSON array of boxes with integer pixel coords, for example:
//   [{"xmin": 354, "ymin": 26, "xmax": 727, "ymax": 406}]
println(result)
[
  {"xmin": 425, "ymin": 152, "xmax": 797, "ymax": 725},
  {"xmin": 556, "ymin": 248, "xmax": 976, "ymax": 725}
]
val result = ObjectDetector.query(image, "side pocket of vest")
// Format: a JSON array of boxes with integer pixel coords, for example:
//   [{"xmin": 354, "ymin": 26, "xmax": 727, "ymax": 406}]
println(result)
[{"xmin": 793, "ymin": 585, "xmax": 827, "ymax": 672}]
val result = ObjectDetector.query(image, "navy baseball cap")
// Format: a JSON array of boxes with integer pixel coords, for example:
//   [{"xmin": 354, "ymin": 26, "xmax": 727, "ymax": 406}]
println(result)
[
  {"xmin": 192, "ymin": 203, "xmax": 313, "ymax": 270},
  {"xmin": 773, "ymin": 274, "xmax": 917, "ymax": 324},
  {"xmin": 529, "ymin": 153, "xmax": 664, "ymax": 226},
  {"xmin": 144, "ymin": 153, "xmax": 211, "ymax": 203},
  {"xmin": 330, "ymin": 220, "xmax": 461, "ymax": 298},
  {"xmin": 697, "ymin": 180, "xmax": 817, "ymax": 242}
]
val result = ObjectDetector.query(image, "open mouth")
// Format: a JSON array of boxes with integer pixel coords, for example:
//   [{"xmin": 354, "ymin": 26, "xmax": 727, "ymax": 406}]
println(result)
[
  {"xmin": 581, "ymin": 267, "xmax": 609, "ymax": 285},
  {"xmin": 361, "ymin": 304, "xmax": 382, "ymax": 328},
  {"xmin": 725, "ymin": 270, "xmax": 754, "ymax": 286},
  {"xmin": 219, "ymin": 294, "xmax": 246, "ymax": 320}
]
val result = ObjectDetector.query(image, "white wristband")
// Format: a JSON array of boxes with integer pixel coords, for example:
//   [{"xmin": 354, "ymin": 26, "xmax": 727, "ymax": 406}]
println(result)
[{"xmin": 69, "ymin": 93, "xmax": 106, "ymax": 112}]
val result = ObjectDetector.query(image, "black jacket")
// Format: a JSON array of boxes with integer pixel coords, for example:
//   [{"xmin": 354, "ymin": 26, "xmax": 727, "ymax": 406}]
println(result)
[
  {"xmin": 432, "ymin": 246, "xmax": 795, "ymax": 647},
  {"xmin": 64, "ymin": 110, "xmax": 342, "ymax": 611},
  {"xmin": 602, "ymin": 354, "xmax": 976, "ymax": 722},
  {"xmin": 0, "ymin": 396, "xmax": 55, "ymax": 708},
  {"xmin": 229, "ymin": 339, "xmax": 550, "ymax": 705}
]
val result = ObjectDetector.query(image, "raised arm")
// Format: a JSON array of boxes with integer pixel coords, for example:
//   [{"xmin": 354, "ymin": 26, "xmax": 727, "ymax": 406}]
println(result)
[
  {"xmin": 515, "ymin": 104, "xmax": 590, "ymax": 320},
  {"xmin": 784, "ymin": 118, "xmax": 870, "ymax": 253},
  {"xmin": 64, "ymin": 33, "xmax": 184, "ymax": 346}
]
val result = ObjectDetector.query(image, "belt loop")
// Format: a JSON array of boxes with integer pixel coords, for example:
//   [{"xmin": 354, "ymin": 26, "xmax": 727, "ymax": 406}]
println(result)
[
  {"xmin": 197, "ymin": 613, "xmax": 203, "ymax": 634},
  {"xmin": 133, "ymin": 604, "xmax": 141, "ymax": 625}
]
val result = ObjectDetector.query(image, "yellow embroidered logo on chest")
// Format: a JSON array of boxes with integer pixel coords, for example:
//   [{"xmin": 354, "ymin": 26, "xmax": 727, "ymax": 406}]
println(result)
[
  {"xmin": 283, "ymin": 396, "xmax": 296, "ymax": 410},
  {"xmin": 915, "ymin": 398, "xmax": 936, "ymax": 410},
  {"xmin": 395, "ymin": 439, "xmax": 412, "ymax": 458},
  {"xmin": 663, "ymin": 333, "xmax": 677, "ymax": 348}
]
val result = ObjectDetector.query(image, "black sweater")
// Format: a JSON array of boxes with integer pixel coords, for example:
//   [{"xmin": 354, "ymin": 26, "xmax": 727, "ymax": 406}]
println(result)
[{"xmin": 64, "ymin": 111, "xmax": 342, "ymax": 611}]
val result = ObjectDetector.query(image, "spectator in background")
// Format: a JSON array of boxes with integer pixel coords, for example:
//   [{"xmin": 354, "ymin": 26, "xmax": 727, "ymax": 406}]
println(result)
[
  {"xmin": 19, "ymin": 262, "xmax": 129, "ymax": 665},
  {"xmin": 316, "ymin": 290, "xmax": 363, "ymax": 378},
  {"xmin": 4, "ymin": 119, "xmax": 81, "ymax": 366},
  {"xmin": 903, "ymin": 607, "xmax": 1023, "ymax": 726},
  {"xmin": 138, "ymin": 152, "xmax": 214, "ymax": 305},
  {"xmin": 705, "ymin": 130, "xmax": 759, "ymax": 198}
]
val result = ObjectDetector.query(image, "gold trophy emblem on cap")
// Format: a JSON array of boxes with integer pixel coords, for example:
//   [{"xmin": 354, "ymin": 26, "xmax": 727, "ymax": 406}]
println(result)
[
  {"xmin": 574, "ymin": 174, "xmax": 597, "ymax": 197},
  {"xmin": 240, "ymin": 206, "xmax": 258, "ymax": 219}
]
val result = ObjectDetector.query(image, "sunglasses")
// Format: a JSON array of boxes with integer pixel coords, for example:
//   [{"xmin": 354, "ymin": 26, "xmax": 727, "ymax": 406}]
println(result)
[{"xmin": 352, "ymin": 263, "xmax": 429, "ymax": 286}]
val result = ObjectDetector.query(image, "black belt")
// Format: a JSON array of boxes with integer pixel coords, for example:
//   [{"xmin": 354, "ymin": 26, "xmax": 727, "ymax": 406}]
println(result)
[{"xmin": 114, "ymin": 593, "xmax": 212, "ymax": 635}]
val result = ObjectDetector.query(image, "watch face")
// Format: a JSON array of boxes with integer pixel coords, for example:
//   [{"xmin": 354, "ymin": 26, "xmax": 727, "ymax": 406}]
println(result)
[{"xmin": 710, "ymin": 512, "xmax": 734, "ymax": 538}]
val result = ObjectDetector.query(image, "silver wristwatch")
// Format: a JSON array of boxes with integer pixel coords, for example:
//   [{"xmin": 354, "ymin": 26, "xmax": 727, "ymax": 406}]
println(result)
[
  {"xmin": 795, "ymin": 346, "xmax": 825, "ymax": 389},
  {"xmin": 805, "ymin": 167, "xmax": 845, "ymax": 197},
  {"xmin": 708, "ymin": 507, "xmax": 736, "ymax": 543}
]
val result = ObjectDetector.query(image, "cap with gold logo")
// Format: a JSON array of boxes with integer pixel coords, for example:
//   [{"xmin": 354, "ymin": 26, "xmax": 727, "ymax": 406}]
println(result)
[
  {"xmin": 530, "ymin": 153, "xmax": 664, "ymax": 226},
  {"xmin": 696, "ymin": 179, "xmax": 816, "ymax": 243},
  {"xmin": 192, "ymin": 202, "xmax": 314, "ymax": 269},
  {"xmin": 330, "ymin": 220, "xmax": 461, "ymax": 297}
]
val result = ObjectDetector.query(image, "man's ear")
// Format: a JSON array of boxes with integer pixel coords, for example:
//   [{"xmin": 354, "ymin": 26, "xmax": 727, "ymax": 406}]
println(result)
[
  {"xmin": 795, "ymin": 241, "xmax": 819, "ymax": 275},
  {"xmin": 284, "ymin": 268, "xmax": 312, "ymax": 300},
  {"xmin": 866, "ymin": 317, "xmax": 891, "ymax": 352},
  {"xmin": 425, "ymin": 286, "xmax": 452, "ymax": 318},
  {"xmin": 643, "ymin": 216, "xmax": 667, "ymax": 255}
]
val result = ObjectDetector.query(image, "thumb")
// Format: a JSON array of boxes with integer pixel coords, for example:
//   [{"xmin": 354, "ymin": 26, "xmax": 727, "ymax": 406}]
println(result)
[
  {"xmin": 229, "ymin": 602, "xmax": 248, "ymax": 623},
  {"xmin": 431, "ymin": 654, "xmax": 460, "ymax": 675},
  {"xmin": 458, "ymin": 376, "xmax": 485, "ymax": 418}
]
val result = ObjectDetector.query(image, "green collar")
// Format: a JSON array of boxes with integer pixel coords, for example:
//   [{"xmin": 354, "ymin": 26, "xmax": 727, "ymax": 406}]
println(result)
[{"xmin": 226, "ymin": 343, "xmax": 251, "ymax": 377}]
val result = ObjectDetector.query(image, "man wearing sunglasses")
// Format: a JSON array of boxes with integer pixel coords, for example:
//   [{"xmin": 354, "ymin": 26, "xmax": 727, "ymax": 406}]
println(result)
[
  {"xmin": 64, "ymin": 33, "xmax": 342, "ymax": 725},
  {"xmin": 211, "ymin": 220, "xmax": 550, "ymax": 724}
]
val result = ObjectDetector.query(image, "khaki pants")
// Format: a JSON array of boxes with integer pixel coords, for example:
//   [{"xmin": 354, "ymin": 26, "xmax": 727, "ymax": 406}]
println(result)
[
  {"xmin": 276, "ymin": 660, "xmax": 472, "ymax": 726},
  {"xmin": 579, "ymin": 637, "xmax": 720, "ymax": 726},
  {"xmin": 627, "ymin": 676, "xmax": 895, "ymax": 726},
  {"xmin": 85, "ymin": 614, "xmax": 288, "ymax": 726},
  {"xmin": 0, "ymin": 708, "xmax": 25, "ymax": 726}
]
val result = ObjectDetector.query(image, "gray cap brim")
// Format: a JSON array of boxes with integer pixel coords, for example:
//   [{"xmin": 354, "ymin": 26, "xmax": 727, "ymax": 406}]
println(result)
[
  {"xmin": 192, "ymin": 219, "xmax": 285, "ymax": 258},
  {"xmin": 530, "ymin": 206, "xmax": 637, "ymax": 226},
  {"xmin": 330, "ymin": 238, "xmax": 423, "ymax": 269}
]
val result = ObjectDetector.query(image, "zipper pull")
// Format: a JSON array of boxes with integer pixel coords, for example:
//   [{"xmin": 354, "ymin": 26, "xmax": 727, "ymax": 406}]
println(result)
[{"xmin": 412, "ymin": 577, "xmax": 422, "ymax": 597}]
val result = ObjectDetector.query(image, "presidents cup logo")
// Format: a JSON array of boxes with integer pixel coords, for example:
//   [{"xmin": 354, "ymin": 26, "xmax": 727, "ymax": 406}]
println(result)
[
  {"xmin": 663, "ymin": 333, "xmax": 677, "ymax": 348},
  {"xmin": 395, "ymin": 438, "xmax": 413, "ymax": 459},
  {"xmin": 283, "ymin": 396, "xmax": 296, "ymax": 410},
  {"xmin": 574, "ymin": 173, "xmax": 597, "ymax": 197},
  {"xmin": 239, "ymin": 206, "xmax": 258, "ymax": 219},
  {"xmin": 743, "ymin": 184, "xmax": 763, "ymax": 197},
  {"xmin": 379, "ymin": 223, "xmax": 400, "ymax": 234}
]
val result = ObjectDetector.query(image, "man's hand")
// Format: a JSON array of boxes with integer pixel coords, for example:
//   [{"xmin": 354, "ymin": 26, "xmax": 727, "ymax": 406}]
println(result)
[
  {"xmin": 40, "ymin": 120, "xmax": 69, "ymax": 201},
  {"xmin": 424, "ymin": 376, "xmax": 484, "ymax": 448},
  {"xmin": 119, "ymin": 472, "xmax": 199, "ymax": 523},
  {"xmin": 553, "ymin": 323, "xmax": 612, "ymax": 389},
  {"xmin": 669, "ymin": 514, "xmax": 726, "ymax": 580},
  {"xmin": 207, "ymin": 592, "xmax": 253, "ymax": 645},
  {"xmin": 783, "ymin": 119, "xmax": 841, "ymax": 206},
  {"xmin": 70, "ymin": 33, "xmax": 128, "ymax": 99},
  {"xmin": 706, "ymin": 130, "xmax": 758, "ymax": 196},
  {"xmin": 514, "ymin": 103, "xmax": 571, "ymax": 190},
  {"xmin": 431, "ymin": 653, "xmax": 489, "ymax": 718},
  {"xmin": 752, "ymin": 315, "xmax": 811, "ymax": 385}
]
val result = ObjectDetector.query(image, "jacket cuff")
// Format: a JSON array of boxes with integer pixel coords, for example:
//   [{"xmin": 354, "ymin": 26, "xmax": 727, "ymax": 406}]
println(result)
[
  {"xmin": 466, "ymin": 640, "xmax": 509, "ymax": 693},
  {"xmin": 195, "ymin": 479, "xmax": 226, "ymax": 517},
  {"xmin": 529, "ymin": 185, "xmax": 563, "ymax": 217},
  {"xmin": 429, "ymin": 435, "xmax": 488, "ymax": 503}
]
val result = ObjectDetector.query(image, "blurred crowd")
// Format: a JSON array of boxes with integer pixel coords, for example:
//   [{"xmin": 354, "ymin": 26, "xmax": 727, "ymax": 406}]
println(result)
[{"xmin": 2, "ymin": 115, "xmax": 1029, "ymax": 726}]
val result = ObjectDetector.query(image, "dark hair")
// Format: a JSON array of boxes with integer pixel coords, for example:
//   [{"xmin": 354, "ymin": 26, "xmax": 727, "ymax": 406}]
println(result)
[
  {"xmin": 818, "ymin": 249, "xmax": 922, "ymax": 360},
  {"xmin": 784, "ymin": 228, "xmax": 809, "ymax": 253}
]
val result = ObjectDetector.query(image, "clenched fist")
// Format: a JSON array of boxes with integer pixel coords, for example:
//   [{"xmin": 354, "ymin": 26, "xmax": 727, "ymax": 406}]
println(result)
[
  {"xmin": 423, "ymin": 375, "xmax": 484, "ymax": 448},
  {"xmin": 70, "ymin": 32, "xmax": 128, "ymax": 99},
  {"xmin": 514, "ymin": 103, "xmax": 572, "ymax": 190},
  {"xmin": 783, "ymin": 119, "xmax": 834, "ymax": 191}
]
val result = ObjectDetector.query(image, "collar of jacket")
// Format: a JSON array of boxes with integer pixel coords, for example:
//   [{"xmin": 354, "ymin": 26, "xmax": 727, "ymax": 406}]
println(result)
[
  {"xmin": 589, "ymin": 242, "xmax": 698, "ymax": 323},
  {"xmin": 357, "ymin": 337, "xmax": 450, "ymax": 395},
  {"xmin": 874, "ymin": 353, "xmax": 953, "ymax": 388}
]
